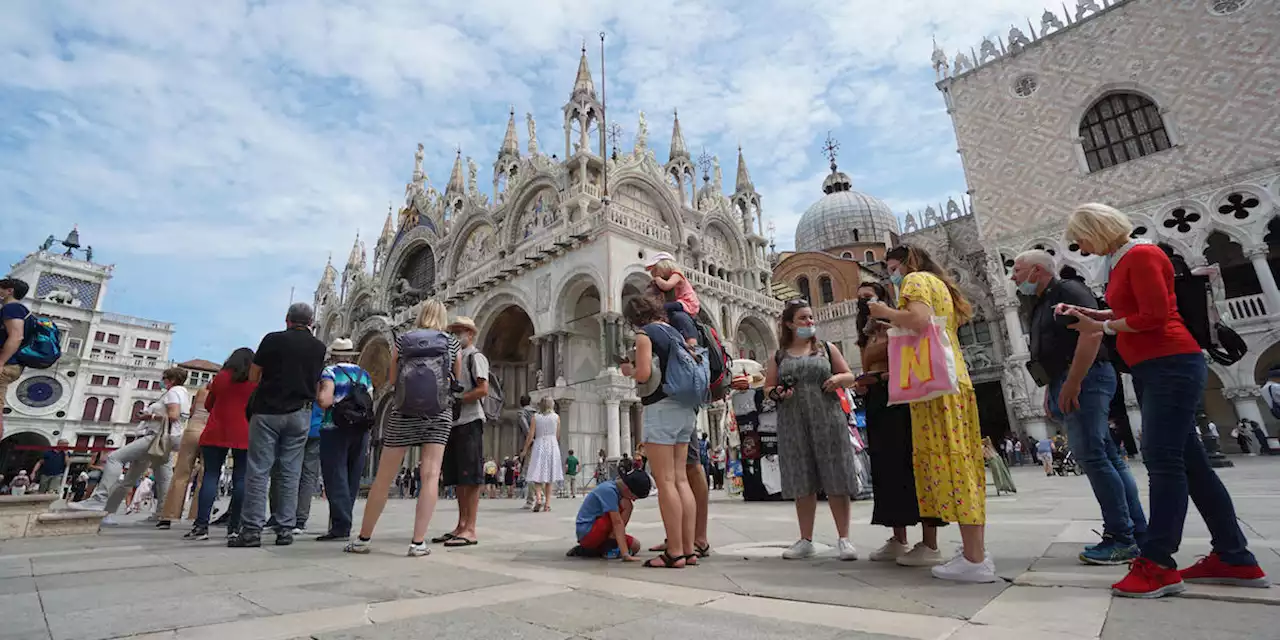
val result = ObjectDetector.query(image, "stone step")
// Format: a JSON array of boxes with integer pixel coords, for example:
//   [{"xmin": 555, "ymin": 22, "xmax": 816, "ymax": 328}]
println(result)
[
  {"xmin": 27, "ymin": 510, "xmax": 106, "ymax": 538},
  {"xmin": 0, "ymin": 493, "xmax": 57, "ymax": 516}
]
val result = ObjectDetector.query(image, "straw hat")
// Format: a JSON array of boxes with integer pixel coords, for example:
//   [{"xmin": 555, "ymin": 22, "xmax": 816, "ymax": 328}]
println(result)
[
  {"xmin": 327, "ymin": 337, "xmax": 358, "ymax": 356},
  {"xmin": 731, "ymin": 359, "xmax": 766, "ymax": 388},
  {"xmin": 447, "ymin": 316, "xmax": 478, "ymax": 334}
]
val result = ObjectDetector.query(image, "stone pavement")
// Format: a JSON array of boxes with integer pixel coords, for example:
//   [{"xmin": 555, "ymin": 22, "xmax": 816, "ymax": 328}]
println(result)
[{"xmin": 1, "ymin": 458, "xmax": 1279, "ymax": 640}]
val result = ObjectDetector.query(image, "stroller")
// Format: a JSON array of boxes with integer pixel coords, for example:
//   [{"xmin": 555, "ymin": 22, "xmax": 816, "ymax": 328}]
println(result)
[{"xmin": 1052, "ymin": 446, "xmax": 1083, "ymax": 476}]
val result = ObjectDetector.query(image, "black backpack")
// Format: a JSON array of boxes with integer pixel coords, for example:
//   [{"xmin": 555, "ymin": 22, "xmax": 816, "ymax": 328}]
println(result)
[{"xmin": 332, "ymin": 369, "xmax": 375, "ymax": 430}]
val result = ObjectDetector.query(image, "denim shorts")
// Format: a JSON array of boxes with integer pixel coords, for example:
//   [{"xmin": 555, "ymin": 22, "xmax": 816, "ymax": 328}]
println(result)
[{"xmin": 642, "ymin": 398, "xmax": 696, "ymax": 446}]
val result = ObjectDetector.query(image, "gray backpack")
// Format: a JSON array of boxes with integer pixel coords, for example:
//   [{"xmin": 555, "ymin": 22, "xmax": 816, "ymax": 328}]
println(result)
[{"xmin": 395, "ymin": 329, "xmax": 453, "ymax": 418}]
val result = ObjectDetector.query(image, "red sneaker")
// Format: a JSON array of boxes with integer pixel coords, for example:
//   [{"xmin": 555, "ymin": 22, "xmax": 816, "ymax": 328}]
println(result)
[
  {"xmin": 1112, "ymin": 558, "xmax": 1186, "ymax": 599},
  {"xmin": 1180, "ymin": 553, "xmax": 1271, "ymax": 588}
]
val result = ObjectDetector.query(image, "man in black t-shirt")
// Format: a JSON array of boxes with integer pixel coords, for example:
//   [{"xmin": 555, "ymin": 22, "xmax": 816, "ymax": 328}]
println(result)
[
  {"xmin": 0, "ymin": 278, "xmax": 30, "ymax": 441},
  {"xmin": 231, "ymin": 303, "xmax": 326, "ymax": 548},
  {"xmin": 1014, "ymin": 250, "xmax": 1146, "ymax": 565}
]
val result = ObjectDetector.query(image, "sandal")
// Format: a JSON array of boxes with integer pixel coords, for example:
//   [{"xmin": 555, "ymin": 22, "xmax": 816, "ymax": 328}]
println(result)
[
  {"xmin": 649, "ymin": 539, "xmax": 668, "ymax": 552},
  {"xmin": 694, "ymin": 542, "xmax": 712, "ymax": 558},
  {"xmin": 683, "ymin": 554, "xmax": 699, "ymax": 567},
  {"xmin": 643, "ymin": 551, "xmax": 685, "ymax": 569},
  {"xmin": 430, "ymin": 533, "xmax": 458, "ymax": 544}
]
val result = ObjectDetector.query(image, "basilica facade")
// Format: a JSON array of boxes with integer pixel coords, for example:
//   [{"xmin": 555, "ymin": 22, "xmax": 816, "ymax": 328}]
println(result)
[
  {"xmin": 312, "ymin": 50, "xmax": 780, "ymax": 469},
  {"xmin": 934, "ymin": 0, "xmax": 1280, "ymax": 442}
]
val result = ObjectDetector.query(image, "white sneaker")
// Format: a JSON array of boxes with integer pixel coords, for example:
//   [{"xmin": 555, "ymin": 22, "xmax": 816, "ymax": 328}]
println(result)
[
  {"xmin": 870, "ymin": 538, "xmax": 910, "ymax": 562},
  {"xmin": 837, "ymin": 538, "xmax": 858, "ymax": 561},
  {"xmin": 344, "ymin": 538, "xmax": 371, "ymax": 554},
  {"xmin": 896, "ymin": 542, "xmax": 944, "ymax": 567},
  {"xmin": 930, "ymin": 553, "xmax": 999, "ymax": 583},
  {"xmin": 67, "ymin": 498, "xmax": 106, "ymax": 512},
  {"xmin": 143, "ymin": 513, "xmax": 160, "ymax": 523},
  {"xmin": 100, "ymin": 514, "xmax": 120, "ymax": 527},
  {"xmin": 782, "ymin": 539, "xmax": 817, "ymax": 560},
  {"xmin": 291, "ymin": 528, "xmax": 304, "ymax": 536},
  {"xmin": 407, "ymin": 541, "xmax": 430, "ymax": 557}
]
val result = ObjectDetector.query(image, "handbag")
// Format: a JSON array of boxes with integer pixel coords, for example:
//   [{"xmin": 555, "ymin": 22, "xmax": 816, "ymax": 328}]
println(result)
[
  {"xmin": 146, "ymin": 419, "xmax": 174, "ymax": 460},
  {"xmin": 886, "ymin": 316, "xmax": 961, "ymax": 406}
]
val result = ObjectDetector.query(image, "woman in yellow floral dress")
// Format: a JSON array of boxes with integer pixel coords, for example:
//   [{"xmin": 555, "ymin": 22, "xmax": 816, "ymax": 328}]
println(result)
[{"xmin": 867, "ymin": 244, "xmax": 994, "ymax": 583}]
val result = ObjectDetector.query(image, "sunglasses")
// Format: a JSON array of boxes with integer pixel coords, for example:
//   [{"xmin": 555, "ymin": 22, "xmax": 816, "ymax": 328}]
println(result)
[{"xmin": 785, "ymin": 298, "xmax": 809, "ymax": 308}]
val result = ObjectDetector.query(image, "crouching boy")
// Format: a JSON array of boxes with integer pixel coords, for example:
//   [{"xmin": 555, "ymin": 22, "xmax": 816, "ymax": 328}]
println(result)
[{"xmin": 568, "ymin": 469, "xmax": 650, "ymax": 560}]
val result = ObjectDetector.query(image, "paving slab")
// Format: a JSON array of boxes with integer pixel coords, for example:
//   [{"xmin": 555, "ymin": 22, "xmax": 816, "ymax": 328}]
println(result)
[
  {"xmin": 476, "ymin": 589, "xmax": 668, "ymax": 635},
  {"xmin": 1101, "ymin": 597, "xmax": 1276, "ymax": 639},
  {"xmin": 314, "ymin": 607, "xmax": 568, "ymax": 640},
  {"xmin": 0, "ymin": 592, "xmax": 51, "ymax": 640},
  {"xmin": 588, "ymin": 605, "xmax": 909, "ymax": 640},
  {"xmin": 45, "ymin": 592, "xmax": 264, "ymax": 640}
]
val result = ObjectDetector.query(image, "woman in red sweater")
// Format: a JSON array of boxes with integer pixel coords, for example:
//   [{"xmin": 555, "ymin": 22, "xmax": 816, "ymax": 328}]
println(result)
[
  {"xmin": 187, "ymin": 348, "xmax": 257, "ymax": 541},
  {"xmin": 1061, "ymin": 203, "xmax": 1268, "ymax": 598}
]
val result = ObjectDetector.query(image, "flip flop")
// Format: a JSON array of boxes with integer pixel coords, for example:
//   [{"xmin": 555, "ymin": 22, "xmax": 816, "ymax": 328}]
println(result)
[
  {"xmin": 643, "ymin": 551, "xmax": 685, "ymax": 569},
  {"xmin": 430, "ymin": 533, "xmax": 458, "ymax": 544},
  {"xmin": 443, "ymin": 536, "xmax": 478, "ymax": 547},
  {"xmin": 695, "ymin": 542, "xmax": 712, "ymax": 558}
]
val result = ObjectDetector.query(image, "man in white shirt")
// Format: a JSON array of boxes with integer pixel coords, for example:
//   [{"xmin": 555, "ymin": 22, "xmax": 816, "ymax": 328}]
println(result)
[{"xmin": 436, "ymin": 317, "xmax": 490, "ymax": 547}]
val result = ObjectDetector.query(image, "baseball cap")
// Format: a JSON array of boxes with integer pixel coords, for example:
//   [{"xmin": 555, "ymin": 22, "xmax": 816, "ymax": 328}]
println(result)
[
  {"xmin": 621, "ymin": 469, "xmax": 652, "ymax": 499},
  {"xmin": 643, "ymin": 252, "xmax": 675, "ymax": 269}
]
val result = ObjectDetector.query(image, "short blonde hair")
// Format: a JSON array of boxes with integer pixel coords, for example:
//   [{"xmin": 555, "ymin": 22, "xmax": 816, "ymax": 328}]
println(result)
[
  {"xmin": 1066, "ymin": 203, "xmax": 1133, "ymax": 255},
  {"xmin": 538, "ymin": 396, "xmax": 555, "ymax": 414},
  {"xmin": 416, "ymin": 299, "xmax": 448, "ymax": 330},
  {"xmin": 650, "ymin": 258, "xmax": 679, "ymax": 277}
]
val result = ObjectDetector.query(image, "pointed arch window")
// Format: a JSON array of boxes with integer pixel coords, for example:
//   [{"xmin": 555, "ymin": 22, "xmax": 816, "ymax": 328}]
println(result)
[
  {"xmin": 796, "ymin": 276, "xmax": 812, "ymax": 303},
  {"xmin": 819, "ymin": 276, "xmax": 835, "ymax": 305},
  {"xmin": 81, "ymin": 397, "xmax": 99, "ymax": 421},
  {"xmin": 1079, "ymin": 93, "xmax": 1171, "ymax": 172},
  {"xmin": 131, "ymin": 401, "xmax": 146, "ymax": 422},
  {"xmin": 865, "ymin": 250, "xmax": 875, "ymax": 262}
]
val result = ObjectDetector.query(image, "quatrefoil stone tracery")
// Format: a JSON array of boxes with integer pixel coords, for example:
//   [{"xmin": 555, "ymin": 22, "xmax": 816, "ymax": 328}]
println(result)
[
  {"xmin": 1162, "ymin": 207, "xmax": 1201, "ymax": 233},
  {"xmin": 1217, "ymin": 193, "xmax": 1260, "ymax": 220}
]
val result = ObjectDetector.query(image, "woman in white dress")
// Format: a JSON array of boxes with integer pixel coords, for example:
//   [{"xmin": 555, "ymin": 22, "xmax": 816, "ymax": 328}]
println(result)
[{"xmin": 521, "ymin": 397, "xmax": 564, "ymax": 512}]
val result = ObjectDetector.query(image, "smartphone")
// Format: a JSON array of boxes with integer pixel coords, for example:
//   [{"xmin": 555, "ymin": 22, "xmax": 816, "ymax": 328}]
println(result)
[{"xmin": 1054, "ymin": 313, "xmax": 1080, "ymax": 327}]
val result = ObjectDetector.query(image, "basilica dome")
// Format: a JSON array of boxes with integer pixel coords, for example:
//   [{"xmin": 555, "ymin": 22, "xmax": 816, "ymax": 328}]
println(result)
[{"xmin": 794, "ymin": 167, "xmax": 900, "ymax": 254}]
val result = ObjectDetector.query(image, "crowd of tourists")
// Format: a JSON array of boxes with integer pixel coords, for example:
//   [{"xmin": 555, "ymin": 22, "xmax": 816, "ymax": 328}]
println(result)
[{"xmin": 6, "ymin": 200, "xmax": 1276, "ymax": 597}]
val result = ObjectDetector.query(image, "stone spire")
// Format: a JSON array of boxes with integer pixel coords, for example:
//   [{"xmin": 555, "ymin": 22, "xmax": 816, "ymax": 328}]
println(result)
[
  {"xmin": 571, "ymin": 43, "xmax": 596, "ymax": 100},
  {"xmin": 734, "ymin": 146, "xmax": 754, "ymax": 193},
  {"xmin": 379, "ymin": 205, "xmax": 395, "ymax": 244},
  {"xmin": 669, "ymin": 109, "xmax": 689, "ymax": 162},
  {"xmin": 346, "ymin": 233, "xmax": 364, "ymax": 271},
  {"xmin": 446, "ymin": 148, "xmax": 465, "ymax": 195},
  {"xmin": 499, "ymin": 107, "xmax": 520, "ymax": 158}
]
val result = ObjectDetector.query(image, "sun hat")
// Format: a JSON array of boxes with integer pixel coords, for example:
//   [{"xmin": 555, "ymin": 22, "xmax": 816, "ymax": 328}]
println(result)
[
  {"xmin": 644, "ymin": 252, "xmax": 675, "ymax": 269},
  {"xmin": 447, "ymin": 316, "xmax": 478, "ymax": 334},
  {"xmin": 327, "ymin": 337, "xmax": 358, "ymax": 356}
]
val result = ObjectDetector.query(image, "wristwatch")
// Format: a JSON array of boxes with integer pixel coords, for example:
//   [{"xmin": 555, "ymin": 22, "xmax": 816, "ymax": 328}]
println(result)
[{"xmin": 1102, "ymin": 320, "xmax": 1117, "ymax": 336}]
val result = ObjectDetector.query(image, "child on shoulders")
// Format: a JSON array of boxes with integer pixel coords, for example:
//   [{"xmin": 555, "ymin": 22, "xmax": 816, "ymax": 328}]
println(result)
[
  {"xmin": 644, "ymin": 252, "xmax": 700, "ymax": 347},
  {"xmin": 567, "ymin": 469, "xmax": 651, "ymax": 560}
]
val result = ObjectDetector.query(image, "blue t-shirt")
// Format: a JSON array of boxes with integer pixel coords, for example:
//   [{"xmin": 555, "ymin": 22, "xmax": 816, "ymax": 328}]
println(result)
[
  {"xmin": 39, "ymin": 450, "xmax": 66, "ymax": 477},
  {"xmin": 312, "ymin": 363, "xmax": 374, "ymax": 435},
  {"xmin": 639, "ymin": 322, "xmax": 680, "ymax": 406},
  {"xmin": 575, "ymin": 480, "xmax": 622, "ymax": 540},
  {"xmin": 0, "ymin": 301, "xmax": 28, "ymax": 365}
]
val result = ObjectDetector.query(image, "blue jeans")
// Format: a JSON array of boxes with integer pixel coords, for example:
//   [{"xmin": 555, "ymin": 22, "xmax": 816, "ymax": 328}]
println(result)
[
  {"xmin": 196, "ymin": 446, "xmax": 246, "ymax": 529},
  {"xmin": 319, "ymin": 427, "xmax": 369, "ymax": 536},
  {"xmin": 1131, "ymin": 353, "xmax": 1256, "ymax": 568},
  {"xmin": 1048, "ymin": 362, "xmax": 1147, "ymax": 545},
  {"xmin": 663, "ymin": 302, "xmax": 698, "ymax": 341},
  {"xmin": 240, "ymin": 407, "xmax": 312, "ymax": 534}
]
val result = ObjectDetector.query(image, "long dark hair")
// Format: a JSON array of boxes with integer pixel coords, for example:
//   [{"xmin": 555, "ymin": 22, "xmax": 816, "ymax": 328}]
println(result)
[
  {"xmin": 623, "ymin": 295, "xmax": 667, "ymax": 328},
  {"xmin": 885, "ymin": 244, "xmax": 973, "ymax": 322},
  {"xmin": 222, "ymin": 347, "xmax": 255, "ymax": 383},
  {"xmin": 778, "ymin": 299, "xmax": 817, "ymax": 352},
  {"xmin": 856, "ymin": 281, "xmax": 890, "ymax": 348}
]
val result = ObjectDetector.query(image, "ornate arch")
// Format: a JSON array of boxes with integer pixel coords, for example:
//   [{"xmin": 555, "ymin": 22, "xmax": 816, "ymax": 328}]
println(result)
[
  {"xmin": 504, "ymin": 176, "xmax": 564, "ymax": 246},
  {"xmin": 553, "ymin": 265, "xmax": 608, "ymax": 325},
  {"xmin": 470, "ymin": 286, "xmax": 540, "ymax": 338},
  {"xmin": 383, "ymin": 227, "xmax": 441, "ymax": 290},
  {"xmin": 735, "ymin": 312, "xmax": 778, "ymax": 359},
  {"xmin": 447, "ymin": 218, "xmax": 500, "ymax": 281},
  {"xmin": 701, "ymin": 215, "xmax": 746, "ymax": 269},
  {"xmin": 611, "ymin": 175, "xmax": 686, "ymax": 245},
  {"xmin": 1068, "ymin": 81, "xmax": 1181, "ymax": 174},
  {"xmin": 354, "ymin": 317, "xmax": 395, "ymax": 394}
]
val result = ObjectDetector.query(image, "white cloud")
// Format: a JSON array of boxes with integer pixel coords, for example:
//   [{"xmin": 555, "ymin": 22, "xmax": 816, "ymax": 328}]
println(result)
[{"xmin": 0, "ymin": 0, "xmax": 1051, "ymax": 359}]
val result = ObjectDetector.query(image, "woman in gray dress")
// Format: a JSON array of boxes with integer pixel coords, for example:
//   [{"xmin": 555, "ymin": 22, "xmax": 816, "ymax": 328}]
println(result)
[{"xmin": 764, "ymin": 299, "xmax": 860, "ymax": 561}]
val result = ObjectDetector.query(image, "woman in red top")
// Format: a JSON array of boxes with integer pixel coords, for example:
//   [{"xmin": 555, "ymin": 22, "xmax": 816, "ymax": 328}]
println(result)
[
  {"xmin": 1062, "ymin": 203, "xmax": 1268, "ymax": 598},
  {"xmin": 187, "ymin": 348, "xmax": 256, "ymax": 541}
]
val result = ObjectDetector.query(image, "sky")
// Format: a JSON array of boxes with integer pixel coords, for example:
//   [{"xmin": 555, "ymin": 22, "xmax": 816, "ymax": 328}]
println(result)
[{"xmin": 0, "ymin": 0, "xmax": 1053, "ymax": 362}]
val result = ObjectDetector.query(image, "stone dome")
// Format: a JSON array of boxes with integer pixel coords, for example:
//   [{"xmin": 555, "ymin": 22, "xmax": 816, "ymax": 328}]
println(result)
[{"xmin": 794, "ymin": 167, "xmax": 900, "ymax": 253}]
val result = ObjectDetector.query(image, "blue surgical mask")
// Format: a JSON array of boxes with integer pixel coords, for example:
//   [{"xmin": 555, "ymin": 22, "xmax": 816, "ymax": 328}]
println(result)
[
  {"xmin": 889, "ymin": 272, "xmax": 903, "ymax": 287},
  {"xmin": 1017, "ymin": 280, "xmax": 1039, "ymax": 297},
  {"xmin": 796, "ymin": 325, "xmax": 817, "ymax": 340}
]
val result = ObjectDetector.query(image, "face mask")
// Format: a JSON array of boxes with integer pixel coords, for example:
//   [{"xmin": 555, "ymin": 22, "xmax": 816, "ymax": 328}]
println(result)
[
  {"xmin": 796, "ymin": 326, "xmax": 817, "ymax": 340},
  {"xmin": 1017, "ymin": 280, "xmax": 1039, "ymax": 296},
  {"xmin": 889, "ymin": 272, "xmax": 903, "ymax": 287}
]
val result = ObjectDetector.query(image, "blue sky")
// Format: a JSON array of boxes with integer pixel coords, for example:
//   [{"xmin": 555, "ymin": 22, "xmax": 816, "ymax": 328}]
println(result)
[{"xmin": 0, "ymin": 0, "xmax": 1050, "ymax": 362}]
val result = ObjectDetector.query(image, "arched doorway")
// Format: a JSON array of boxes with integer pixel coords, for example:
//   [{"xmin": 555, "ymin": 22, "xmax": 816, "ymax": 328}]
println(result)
[
  {"xmin": 735, "ymin": 315, "xmax": 774, "ymax": 362},
  {"xmin": 357, "ymin": 334, "xmax": 392, "ymax": 392},
  {"xmin": 481, "ymin": 305, "xmax": 536, "ymax": 460},
  {"xmin": 0, "ymin": 432, "xmax": 50, "ymax": 480}
]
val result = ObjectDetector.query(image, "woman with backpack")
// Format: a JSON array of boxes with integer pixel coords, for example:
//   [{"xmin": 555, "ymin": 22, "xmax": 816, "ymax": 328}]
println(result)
[
  {"xmin": 1061, "ymin": 203, "xmax": 1268, "ymax": 598},
  {"xmin": 314, "ymin": 338, "xmax": 374, "ymax": 542},
  {"xmin": 620, "ymin": 295, "xmax": 701, "ymax": 569},
  {"xmin": 346, "ymin": 300, "xmax": 461, "ymax": 557},
  {"xmin": 764, "ymin": 299, "xmax": 860, "ymax": 562}
]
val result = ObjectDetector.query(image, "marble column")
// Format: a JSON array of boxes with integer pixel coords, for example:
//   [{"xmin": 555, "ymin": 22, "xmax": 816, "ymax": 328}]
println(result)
[
  {"xmin": 541, "ymin": 338, "xmax": 554, "ymax": 387},
  {"xmin": 1003, "ymin": 303, "xmax": 1027, "ymax": 356},
  {"xmin": 602, "ymin": 312, "xmax": 623, "ymax": 369},
  {"xmin": 530, "ymin": 336, "xmax": 545, "ymax": 388},
  {"xmin": 619, "ymin": 402, "xmax": 633, "ymax": 456},
  {"xmin": 1248, "ymin": 248, "xmax": 1280, "ymax": 315},
  {"xmin": 554, "ymin": 331, "xmax": 568, "ymax": 387},
  {"xmin": 558, "ymin": 398, "xmax": 574, "ymax": 459},
  {"xmin": 605, "ymin": 399, "xmax": 621, "ymax": 460}
]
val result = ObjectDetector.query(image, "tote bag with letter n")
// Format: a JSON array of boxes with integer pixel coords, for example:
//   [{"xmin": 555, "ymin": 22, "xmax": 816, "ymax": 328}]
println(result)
[{"xmin": 886, "ymin": 317, "xmax": 960, "ymax": 406}]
